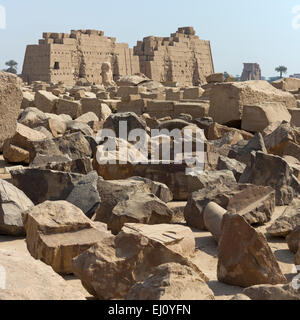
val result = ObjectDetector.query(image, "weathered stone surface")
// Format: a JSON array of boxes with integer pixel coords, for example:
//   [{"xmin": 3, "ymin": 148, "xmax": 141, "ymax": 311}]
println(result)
[
  {"xmin": 228, "ymin": 133, "xmax": 267, "ymax": 167},
  {"xmin": 263, "ymin": 121, "xmax": 300, "ymax": 162},
  {"xmin": 230, "ymin": 294, "xmax": 251, "ymax": 300},
  {"xmin": 217, "ymin": 156, "xmax": 246, "ymax": 181},
  {"xmin": 0, "ymin": 72, "xmax": 23, "ymax": 150},
  {"xmin": 65, "ymin": 120, "xmax": 94, "ymax": 136},
  {"xmin": 11, "ymin": 169, "xmax": 100, "ymax": 217},
  {"xmin": 0, "ymin": 179, "xmax": 34, "ymax": 236},
  {"xmin": 241, "ymin": 102, "xmax": 291, "ymax": 133},
  {"xmin": 206, "ymin": 122, "xmax": 253, "ymax": 141},
  {"xmin": 209, "ymin": 81, "xmax": 296, "ymax": 126},
  {"xmin": 185, "ymin": 184, "xmax": 275, "ymax": 230},
  {"xmin": 102, "ymin": 112, "xmax": 147, "ymax": 137},
  {"xmin": 30, "ymin": 132, "xmax": 92, "ymax": 164},
  {"xmin": 217, "ymin": 214, "xmax": 287, "ymax": 287},
  {"xmin": 239, "ymin": 151, "xmax": 300, "ymax": 205},
  {"xmin": 34, "ymin": 90, "xmax": 58, "ymax": 113},
  {"xmin": 267, "ymin": 199, "xmax": 300, "ymax": 237},
  {"xmin": 206, "ymin": 73, "xmax": 223, "ymax": 83},
  {"xmin": 76, "ymin": 112, "xmax": 99, "ymax": 124},
  {"xmin": 21, "ymin": 91, "xmax": 35, "ymax": 109},
  {"xmin": 0, "ymin": 249, "xmax": 86, "ymax": 300},
  {"xmin": 203, "ymin": 202, "xmax": 227, "ymax": 242},
  {"xmin": 72, "ymin": 223, "xmax": 206, "ymax": 299},
  {"xmin": 286, "ymin": 226, "xmax": 300, "ymax": 253},
  {"xmin": 126, "ymin": 263, "xmax": 215, "ymax": 300},
  {"xmin": 22, "ymin": 200, "xmax": 110, "ymax": 274},
  {"xmin": 3, "ymin": 123, "xmax": 47, "ymax": 164},
  {"xmin": 95, "ymin": 176, "xmax": 173, "ymax": 225},
  {"xmin": 109, "ymin": 192, "xmax": 173, "ymax": 234},
  {"xmin": 18, "ymin": 107, "xmax": 49, "ymax": 128},
  {"xmin": 243, "ymin": 284, "xmax": 300, "ymax": 300},
  {"xmin": 56, "ymin": 99, "xmax": 81, "ymax": 119},
  {"xmin": 81, "ymin": 99, "xmax": 112, "ymax": 120}
]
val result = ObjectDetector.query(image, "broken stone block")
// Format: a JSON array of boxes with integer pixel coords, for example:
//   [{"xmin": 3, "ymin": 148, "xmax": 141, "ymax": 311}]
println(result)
[
  {"xmin": 81, "ymin": 98, "xmax": 112, "ymax": 120},
  {"xmin": 217, "ymin": 214, "xmax": 287, "ymax": 287},
  {"xmin": 11, "ymin": 169, "xmax": 100, "ymax": 217},
  {"xmin": 56, "ymin": 99, "xmax": 82, "ymax": 119},
  {"xmin": 0, "ymin": 179, "xmax": 34, "ymax": 236},
  {"xmin": 72, "ymin": 223, "xmax": 206, "ymax": 299},
  {"xmin": 29, "ymin": 132, "xmax": 92, "ymax": 164},
  {"xmin": 217, "ymin": 156, "xmax": 246, "ymax": 181},
  {"xmin": 3, "ymin": 123, "xmax": 47, "ymax": 164},
  {"xmin": 108, "ymin": 192, "xmax": 173, "ymax": 234},
  {"xmin": 209, "ymin": 81, "xmax": 296, "ymax": 126},
  {"xmin": 267, "ymin": 199, "xmax": 300, "ymax": 237},
  {"xmin": 184, "ymin": 183, "xmax": 275, "ymax": 230},
  {"xmin": 22, "ymin": 200, "xmax": 110, "ymax": 274},
  {"xmin": 286, "ymin": 226, "xmax": 300, "ymax": 253},
  {"xmin": 126, "ymin": 263, "xmax": 215, "ymax": 300},
  {"xmin": 34, "ymin": 90, "xmax": 58, "ymax": 113},
  {"xmin": 241, "ymin": 102, "xmax": 291, "ymax": 133},
  {"xmin": 242, "ymin": 284, "xmax": 300, "ymax": 300},
  {"xmin": 95, "ymin": 176, "xmax": 173, "ymax": 226},
  {"xmin": 239, "ymin": 151, "xmax": 300, "ymax": 205},
  {"xmin": 0, "ymin": 72, "xmax": 23, "ymax": 150}
]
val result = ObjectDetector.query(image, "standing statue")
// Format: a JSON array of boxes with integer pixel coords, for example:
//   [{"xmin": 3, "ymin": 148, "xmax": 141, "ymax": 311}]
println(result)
[{"xmin": 101, "ymin": 62, "xmax": 116, "ymax": 87}]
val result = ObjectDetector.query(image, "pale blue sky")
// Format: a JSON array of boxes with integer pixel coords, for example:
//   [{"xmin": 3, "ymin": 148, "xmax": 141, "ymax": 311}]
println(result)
[{"xmin": 0, "ymin": 0, "xmax": 299, "ymax": 77}]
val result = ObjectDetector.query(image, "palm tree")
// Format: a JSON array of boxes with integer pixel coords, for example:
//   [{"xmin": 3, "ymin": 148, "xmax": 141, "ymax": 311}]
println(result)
[
  {"xmin": 275, "ymin": 66, "xmax": 287, "ymax": 78},
  {"xmin": 5, "ymin": 60, "xmax": 18, "ymax": 74}
]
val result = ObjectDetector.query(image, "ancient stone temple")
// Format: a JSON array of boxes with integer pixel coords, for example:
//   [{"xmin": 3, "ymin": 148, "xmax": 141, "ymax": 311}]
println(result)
[
  {"xmin": 22, "ymin": 30, "xmax": 140, "ymax": 85},
  {"xmin": 240, "ymin": 63, "xmax": 261, "ymax": 81},
  {"xmin": 133, "ymin": 27, "xmax": 214, "ymax": 86}
]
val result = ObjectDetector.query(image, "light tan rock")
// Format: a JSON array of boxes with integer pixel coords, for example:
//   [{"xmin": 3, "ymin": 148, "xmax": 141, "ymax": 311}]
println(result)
[
  {"xmin": 0, "ymin": 249, "xmax": 86, "ymax": 300},
  {"xmin": 22, "ymin": 200, "xmax": 110, "ymax": 274},
  {"xmin": 126, "ymin": 263, "xmax": 215, "ymax": 300},
  {"xmin": 0, "ymin": 72, "xmax": 23, "ymax": 150},
  {"xmin": 242, "ymin": 102, "xmax": 291, "ymax": 133},
  {"xmin": 209, "ymin": 81, "xmax": 296, "ymax": 125},
  {"xmin": 72, "ymin": 223, "xmax": 206, "ymax": 299},
  {"xmin": 34, "ymin": 90, "xmax": 58, "ymax": 113}
]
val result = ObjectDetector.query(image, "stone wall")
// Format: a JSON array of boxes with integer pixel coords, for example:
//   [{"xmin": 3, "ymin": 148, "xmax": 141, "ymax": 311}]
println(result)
[
  {"xmin": 134, "ymin": 27, "xmax": 214, "ymax": 86},
  {"xmin": 22, "ymin": 30, "xmax": 140, "ymax": 85}
]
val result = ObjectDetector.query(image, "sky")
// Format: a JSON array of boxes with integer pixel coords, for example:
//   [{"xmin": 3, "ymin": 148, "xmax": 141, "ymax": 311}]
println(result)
[{"xmin": 0, "ymin": 0, "xmax": 299, "ymax": 77}]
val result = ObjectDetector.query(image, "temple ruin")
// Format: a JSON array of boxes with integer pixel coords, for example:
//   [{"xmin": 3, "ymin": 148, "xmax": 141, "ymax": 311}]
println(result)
[
  {"xmin": 22, "ymin": 30, "xmax": 140, "ymax": 86},
  {"xmin": 240, "ymin": 63, "xmax": 261, "ymax": 81},
  {"xmin": 134, "ymin": 27, "xmax": 214, "ymax": 86},
  {"xmin": 22, "ymin": 27, "xmax": 214, "ymax": 86}
]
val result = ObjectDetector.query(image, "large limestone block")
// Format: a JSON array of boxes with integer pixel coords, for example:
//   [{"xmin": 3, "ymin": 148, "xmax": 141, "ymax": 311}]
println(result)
[
  {"xmin": 209, "ymin": 81, "xmax": 296, "ymax": 125},
  {"xmin": 81, "ymin": 98, "xmax": 112, "ymax": 120},
  {"xmin": 0, "ymin": 249, "xmax": 86, "ymax": 300},
  {"xmin": 0, "ymin": 72, "xmax": 23, "ymax": 150},
  {"xmin": 22, "ymin": 200, "xmax": 110, "ymax": 274},
  {"xmin": 126, "ymin": 263, "xmax": 215, "ymax": 300},
  {"xmin": 217, "ymin": 214, "xmax": 287, "ymax": 287},
  {"xmin": 241, "ymin": 102, "xmax": 291, "ymax": 133},
  {"xmin": 0, "ymin": 179, "xmax": 34, "ymax": 236},
  {"xmin": 56, "ymin": 99, "xmax": 82, "ymax": 119},
  {"xmin": 34, "ymin": 90, "xmax": 58, "ymax": 113},
  {"xmin": 72, "ymin": 223, "xmax": 205, "ymax": 299},
  {"xmin": 289, "ymin": 108, "xmax": 300, "ymax": 127}
]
